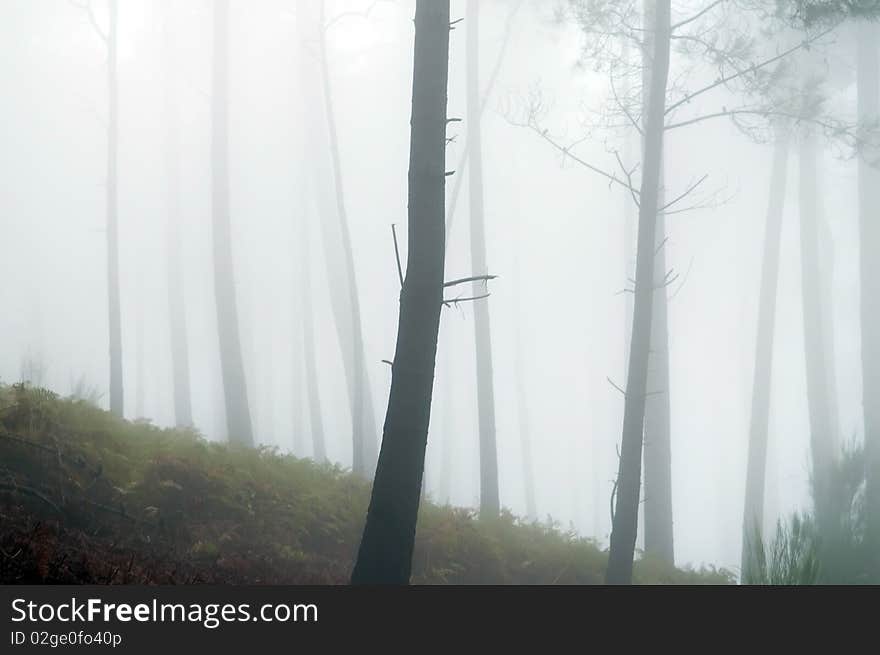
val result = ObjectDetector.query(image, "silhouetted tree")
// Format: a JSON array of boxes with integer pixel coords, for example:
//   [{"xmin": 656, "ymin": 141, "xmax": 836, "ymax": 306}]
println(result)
[{"xmin": 352, "ymin": 0, "xmax": 451, "ymax": 584}]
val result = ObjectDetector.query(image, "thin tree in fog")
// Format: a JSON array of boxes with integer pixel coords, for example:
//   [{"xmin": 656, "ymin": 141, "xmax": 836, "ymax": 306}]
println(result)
[
  {"xmin": 741, "ymin": 120, "xmax": 790, "ymax": 574},
  {"xmin": 856, "ymin": 20, "xmax": 880, "ymax": 570},
  {"xmin": 445, "ymin": 0, "xmax": 523, "ymax": 239},
  {"xmin": 509, "ymin": 0, "xmax": 837, "ymax": 582},
  {"xmin": 513, "ymin": 211, "xmax": 537, "ymax": 521},
  {"xmin": 603, "ymin": 0, "xmax": 671, "ymax": 585},
  {"xmin": 465, "ymin": 0, "xmax": 500, "ymax": 518},
  {"xmin": 297, "ymin": 0, "xmax": 378, "ymax": 477},
  {"xmin": 352, "ymin": 0, "xmax": 451, "ymax": 584},
  {"xmin": 640, "ymin": 0, "xmax": 673, "ymax": 567},
  {"xmin": 298, "ymin": 188, "xmax": 328, "ymax": 463},
  {"xmin": 212, "ymin": 0, "xmax": 254, "ymax": 447},
  {"xmin": 798, "ymin": 109, "xmax": 838, "ymax": 519},
  {"xmin": 163, "ymin": 1, "xmax": 193, "ymax": 429},
  {"xmin": 72, "ymin": 0, "xmax": 123, "ymax": 418}
]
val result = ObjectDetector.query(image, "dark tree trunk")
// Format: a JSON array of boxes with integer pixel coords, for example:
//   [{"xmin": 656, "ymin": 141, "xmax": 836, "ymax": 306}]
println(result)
[
  {"xmin": 212, "ymin": 0, "xmax": 254, "ymax": 447},
  {"xmin": 351, "ymin": 0, "xmax": 450, "ymax": 584},
  {"xmin": 106, "ymin": 0, "xmax": 123, "ymax": 418},
  {"xmin": 741, "ymin": 127, "xmax": 790, "ymax": 575},
  {"xmin": 798, "ymin": 128, "xmax": 835, "ymax": 514},
  {"xmin": 605, "ymin": 0, "xmax": 670, "ymax": 586},
  {"xmin": 857, "ymin": 22, "xmax": 880, "ymax": 571},
  {"xmin": 163, "ymin": 3, "xmax": 193, "ymax": 428},
  {"xmin": 465, "ymin": 0, "xmax": 499, "ymax": 518},
  {"xmin": 312, "ymin": 0, "xmax": 377, "ymax": 478}
]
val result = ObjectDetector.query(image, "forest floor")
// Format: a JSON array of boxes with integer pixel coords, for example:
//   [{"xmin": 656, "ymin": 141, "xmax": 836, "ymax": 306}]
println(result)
[{"xmin": 0, "ymin": 384, "xmax": 733, "ymax": 584}]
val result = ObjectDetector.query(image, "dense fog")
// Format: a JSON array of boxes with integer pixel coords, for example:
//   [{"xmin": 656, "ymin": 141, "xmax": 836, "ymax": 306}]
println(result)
[{"xmin": 0, "ymin": 0, "xmax": 875, "ymax": 578}]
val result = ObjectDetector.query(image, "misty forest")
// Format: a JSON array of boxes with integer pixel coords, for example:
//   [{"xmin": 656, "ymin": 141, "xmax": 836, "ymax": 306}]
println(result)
[{"xmin": 1, "ymin": 0, "xmax": 879, "ymax": 586}]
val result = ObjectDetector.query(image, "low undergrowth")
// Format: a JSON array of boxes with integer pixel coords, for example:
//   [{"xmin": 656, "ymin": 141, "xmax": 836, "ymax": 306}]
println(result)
[{"xmin": 0, "ymin": 384, "xmax": 732, "ymax": 585}]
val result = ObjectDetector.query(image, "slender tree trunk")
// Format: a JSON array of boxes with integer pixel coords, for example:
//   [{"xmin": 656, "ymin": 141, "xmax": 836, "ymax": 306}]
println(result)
[
  {"xmin": 135, "ymin": 272, "xmax": 145, "ymax": 418},
  {"xmin": 798, "ymin": 127, "xmax": 835, "ymax": 515},
  {"xmin": 313, "ymin": 0, "xmax": 377, "ymax": 478},
  {"xmin": 301, "ymin": 217, "xmax": 327, "ymax": 463},
  {"xmin": 605, "ymin": 0, "xmax": 670, "ymax": 585},
  {"xmin": 465, "ymin": 0, "xmax": 499, "ymax": 518},
  {"xmin": 438, "ymin": 345, "xmax": 454, "ymax": 503},
  {"xmin": 163, "ymin": 4, "xmax": 193, "ymax": 429},
  {"xmin": 445, "ymin": 0, "xmax": 522, "ymax": 242},
  {"xmin": 106, "ymin": 0, "xmax": 123, "ymax": 418},
  {"xmin": 638, "ymin": 0, "xmax": 673, "ymax": 564},
  {"xmin": 512, "ymin": 243, "xmax": 537, "ymax": 521},
  {"xmin": 211, "ymin": 0, "xmax": 253, "ymax": 447},
  {"xmin": 857, "ymin": 22, "xmax": 880, "ymax": 572},
  {"xmin": 351, "ymin": 0, "xmax": 450, "ymax": 584},
  {"xmin": 740, "ymin": 127, "xmax": 790, "ymax": 575},
  {"xmin": 643, "ymin": 180, "xmax": 673, "ymax": 566}
]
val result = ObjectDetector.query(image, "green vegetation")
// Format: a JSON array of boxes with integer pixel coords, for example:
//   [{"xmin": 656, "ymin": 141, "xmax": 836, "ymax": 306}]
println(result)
[
  {"xmin": 0, "ymin": 384, "xmax": 732, "ymax": 585},
  {"xmin": 744, "ymin": 440, "xmax": 878, "ymax": 585}
]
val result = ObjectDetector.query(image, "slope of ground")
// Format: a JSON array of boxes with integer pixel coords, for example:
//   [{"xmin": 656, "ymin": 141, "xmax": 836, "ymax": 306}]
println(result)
[{"xmin": 0, "ymin": 384, "xmax": 733, "ymax": 584}]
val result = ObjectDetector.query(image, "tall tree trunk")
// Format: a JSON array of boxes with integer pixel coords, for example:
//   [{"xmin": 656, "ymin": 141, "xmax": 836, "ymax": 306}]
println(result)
[
  {"xmin": 445, "ymin": 0, "xmax": 522, "ymax": 241},
  {"xmin": 300, "ymin": 206, "xmax": 327, "ymax": 463},
  {"xmin": 512, "ymin": 249, "xmax": 537, "ymax": 522},
  {"xmin": 638, "ymin": 0, "xmax": 673, "ymax": 564},
  {"xmin": 351, "ymin": 0, "xmax": 450, "ymax": 584},
  {"xmin": 798, "ymin": 127, "xmax": 835, "ymax": 516},
  {"xmin": 106, "ymin": 0, "xmax": 123, "ymax": 418},
  {"xmin": 312, "ymin": 1, "xmax": 377, "ymax": 478},
  {"xmin": 163, "ymin": 4, "xmax": 193, "ymax": 429},
  {"xmin": 465, "ymin": 0, "xmax": 499, "ymax": 517},
  {"xmin": 135, "ymin": 272, "xmax": 145, "ymax": 418},
  {"xmin": 741, "ymin": 127, "xmax": 790, "ymax": 576},
  {"xmin": 605, "ymin": 0, "xmax": 670, "ymax": 586},
  {"xmin": 438, "ymin": 345, "xmax": 454, "ymax": 503},
  {"xmin": 643, "ymin": 181, "xmax": 673, "ymax": 565},
  {"xmin": 212, "ymin": 0, "xmax": 253, "ymax": 447},
  {"xmin": 857, "ymin": 22, "xmax": 880, "ymax": 572}
]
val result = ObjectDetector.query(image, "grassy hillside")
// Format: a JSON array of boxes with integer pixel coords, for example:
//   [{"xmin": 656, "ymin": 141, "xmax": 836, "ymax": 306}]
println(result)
[{"xmin": 0, "ymin": 384, "xmax": 733, "ymax": 584}]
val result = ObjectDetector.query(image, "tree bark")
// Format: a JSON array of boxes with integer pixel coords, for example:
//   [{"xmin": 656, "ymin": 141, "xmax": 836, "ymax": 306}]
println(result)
[
  {"xmin": 106, "ymin": 0, "xmax": 123, "ymax": 418},
  {"xmin": 605, "ymin": 0, "xmax": 670, "ymax": 585},
  {"xmin": 741, "ymin": 127, "xmax": 790, "ymax": 575},
  {"xmin": 465, "ymin": 0, "xmax": 500, "ymax": 518},
  {"xmin": 351, "ymin": 0, "xmax": 450, "ymax": 584},
  {"xmin": 212, "ymin": 0, "xmax": 254, "ymax": 447},
  {"xmin": 163, "ymin": 2, "xmax": 193, "ymax": 429},
  {"xmin": 798, "ymin": 127, "xmax": 835, "ymax": 515},
  {"xmin": 857, "ymin": 23, "xmax": 880, "ymax": 568}
]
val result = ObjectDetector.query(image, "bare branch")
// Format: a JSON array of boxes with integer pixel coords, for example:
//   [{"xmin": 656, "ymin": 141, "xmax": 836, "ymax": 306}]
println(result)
[
  {"xmin": 663, "ymin": 27, "xmax": 835, "ymax": 118},
  {"xmin": 391, "ymin": 224, "xmax": 404, "ymax": 288},
  {"xmin": 443, "ymin": 274, "xmax": 497, "ymax": 288},
  {"xmin": 443, "ymin": 293, "xmax": 490, "ymax": 308},
  {"xmin": 659, "ymin": 174, "xmax": 708, "ymax": 211}
]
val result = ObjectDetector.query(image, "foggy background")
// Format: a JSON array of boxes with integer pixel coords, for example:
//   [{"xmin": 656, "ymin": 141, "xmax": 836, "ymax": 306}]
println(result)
[{"xmin": 0, "ymin": 0, "xmax": 865, "ymax": 573}]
